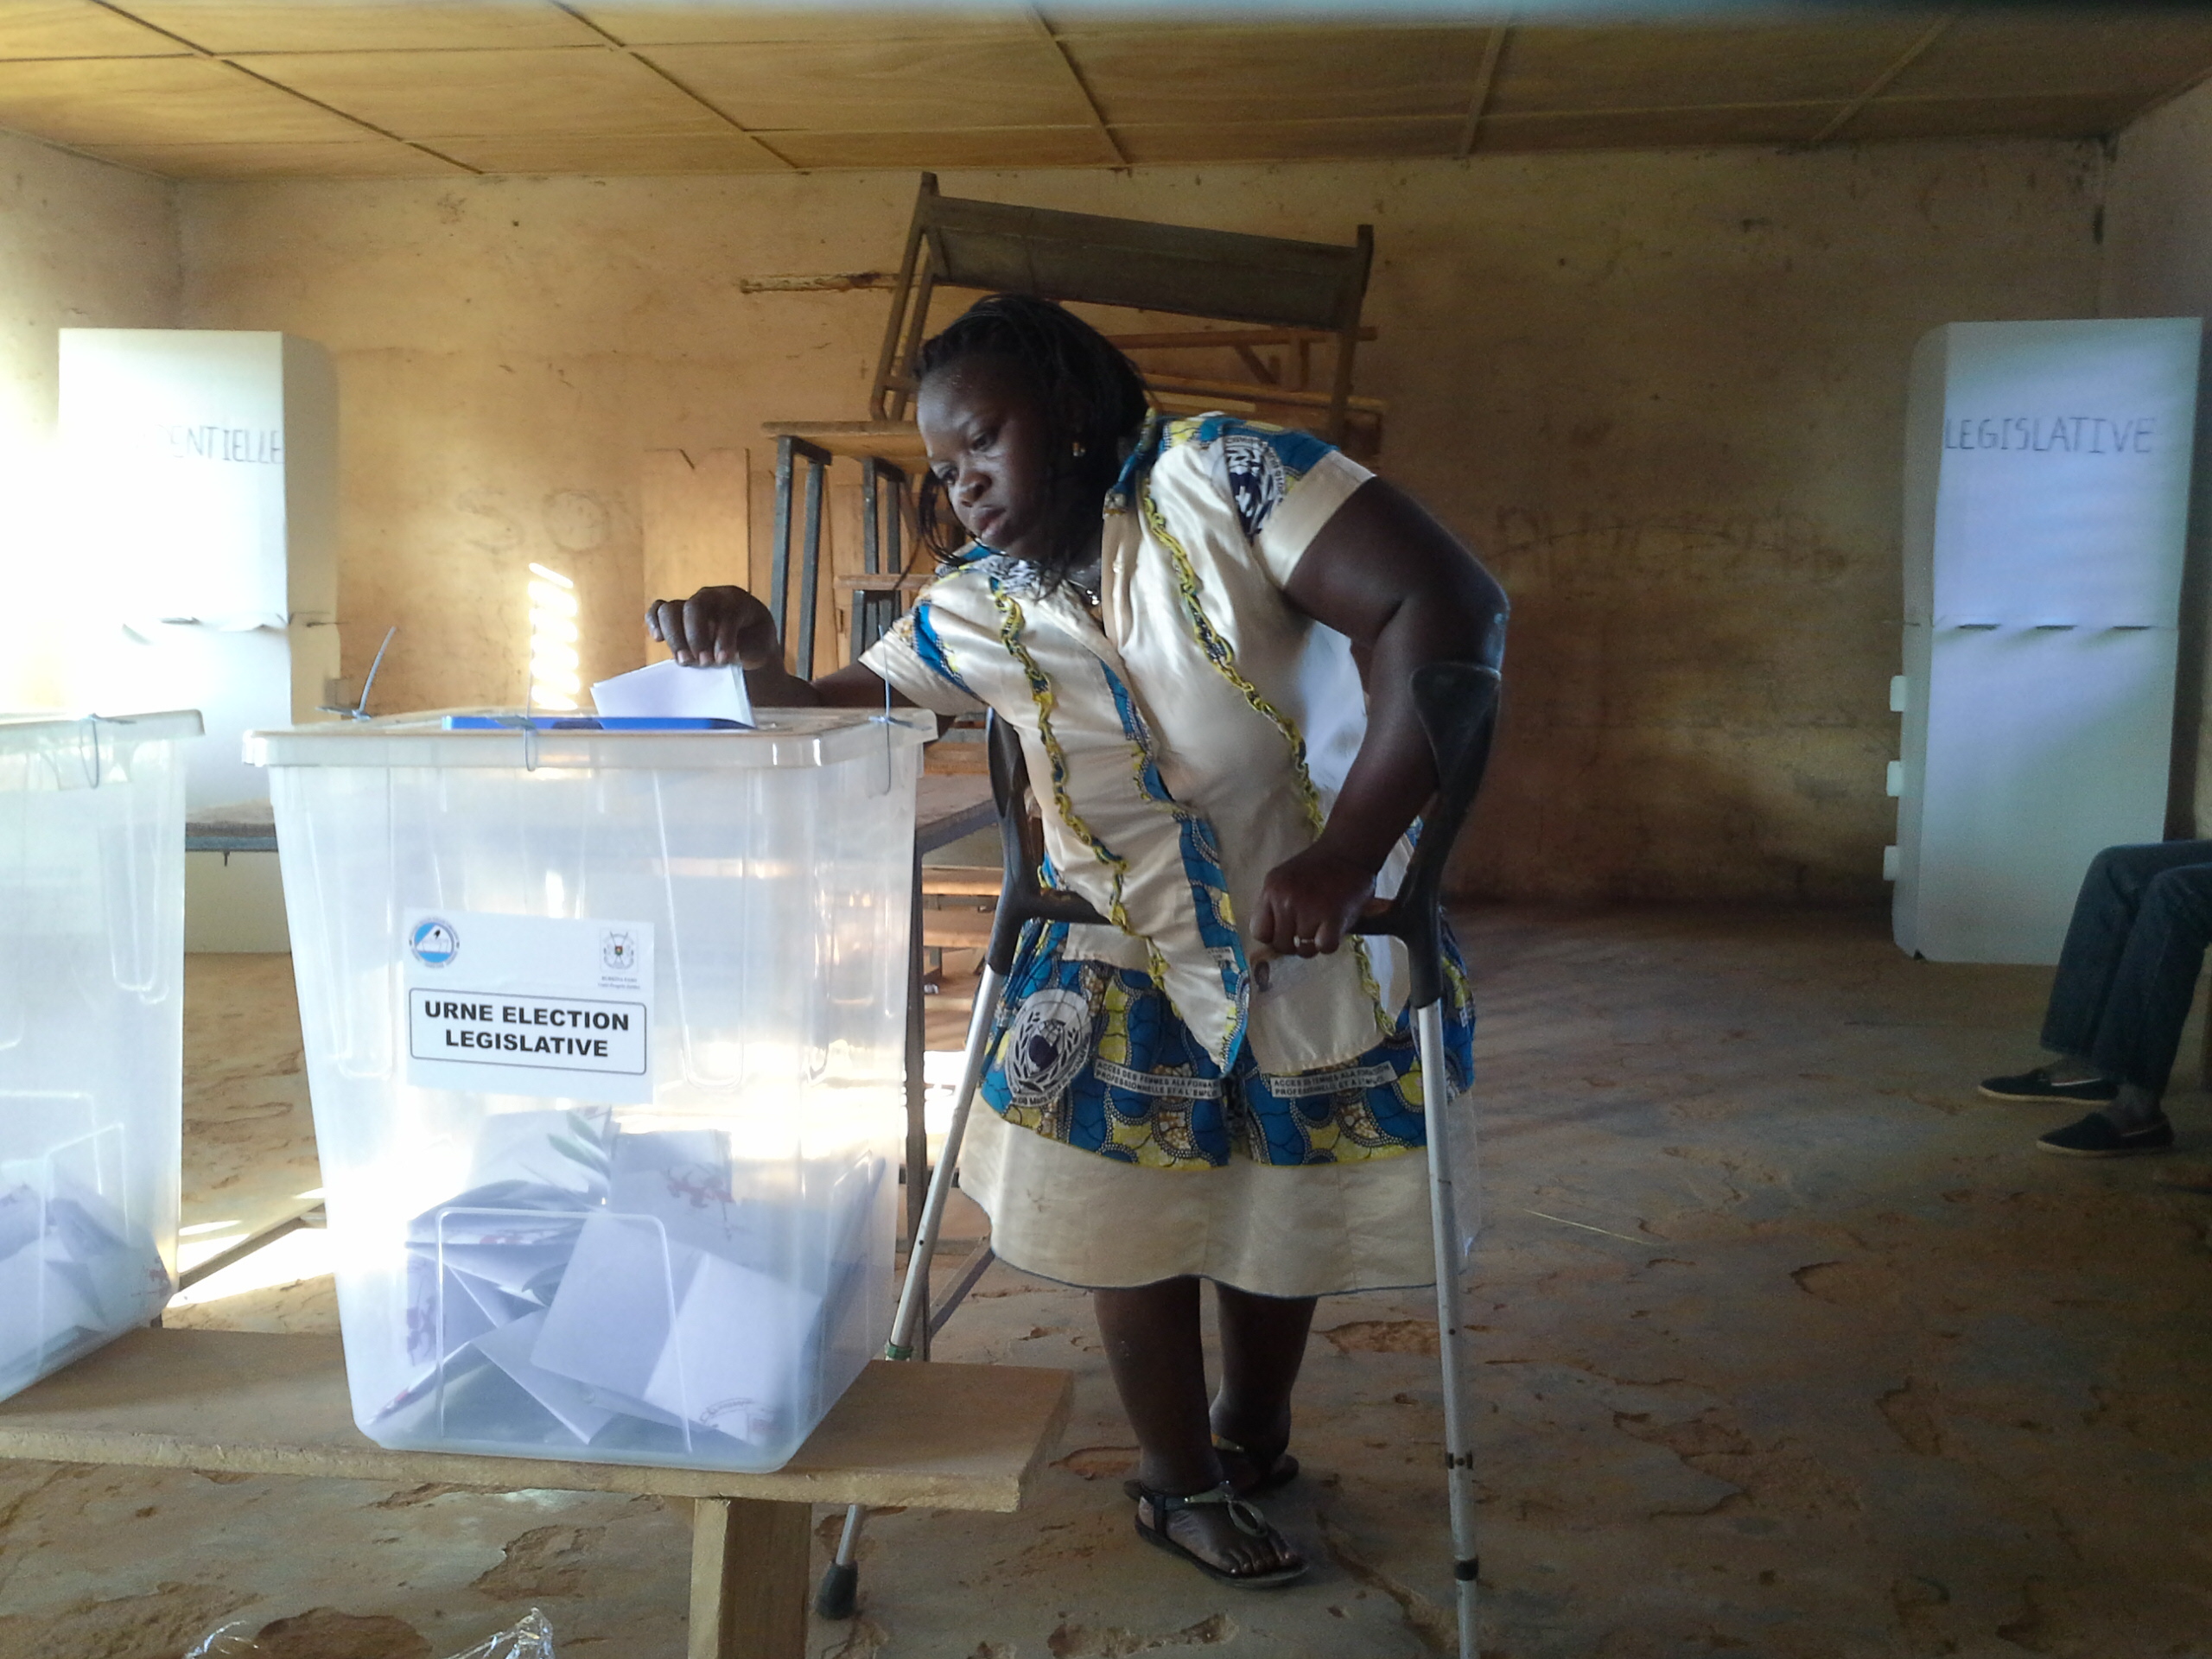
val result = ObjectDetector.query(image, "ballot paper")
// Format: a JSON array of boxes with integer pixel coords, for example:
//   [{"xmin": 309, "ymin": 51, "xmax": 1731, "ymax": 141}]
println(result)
[
  {"xmin": 589, "ymin": 658, "xmax": 753, "ymax": 727},
  {"xmin": 530, "ymin": 1211, "xmax": 823, "ymax": 1443},
  {"xmin": 471, "ymin": 1310, "xmax": 618, "ymax": 1444},
  {"xmin": 0, "ymin": 1174, "xmax": 168, "ymax": 1384}
]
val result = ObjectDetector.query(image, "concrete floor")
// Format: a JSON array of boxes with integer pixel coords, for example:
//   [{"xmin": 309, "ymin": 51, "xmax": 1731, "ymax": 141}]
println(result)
[{"xmin": 3, "ymin": 907, "xmax": 2209, "ymax": 1658}]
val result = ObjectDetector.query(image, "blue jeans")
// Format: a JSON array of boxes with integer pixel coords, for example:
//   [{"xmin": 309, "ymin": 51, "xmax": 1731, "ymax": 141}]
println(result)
[{"xmin": 2040, "ymin": 841, "xmax": 2212, "ymax": 1095}]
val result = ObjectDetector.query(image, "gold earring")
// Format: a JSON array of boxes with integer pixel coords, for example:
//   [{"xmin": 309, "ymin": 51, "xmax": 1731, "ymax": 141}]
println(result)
[{"xmin": 1071, "ymin": 441, "xmax": 1087, "ymax": 456}]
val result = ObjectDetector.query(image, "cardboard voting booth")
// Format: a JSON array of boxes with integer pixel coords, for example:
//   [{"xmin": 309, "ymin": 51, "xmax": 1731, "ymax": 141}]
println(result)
[
  {"xmin": 250, "ymin": 709, "xmax": 929, "ymax": 1471},
  {"xmin": 1892, "ymin": 317, "xmax": 2202, "ymax": 963},
  {"xmin": 0, "ymin": 711, "xmax": 199, "ymax": 1402}
]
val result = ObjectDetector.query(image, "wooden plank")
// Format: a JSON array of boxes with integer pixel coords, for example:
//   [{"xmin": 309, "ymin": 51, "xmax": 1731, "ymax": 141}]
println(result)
[
  {"xmin": 1475, "ymin": 104, "xmax": 1835, "ymax": 153},
  {"xmin": 0, "ymin": 1, "xmax": 189, "ymax": 60},
  {"xmin": 1113, "ymin": 116, "xmax": 1461, "ymax": 168},
  {"xmin": 922, "ymin": 865, "xmax": 1003, "ymax": 897},
  {"xmin": 638, "ymin": 37, "xmax": 1092, "ymax": 132},
  {"xmin": 0, "ymin": 55, "xmax": 376, "ymax": 145},
  {"xmin": 920, "ymin": 191, "xmax": 1365, "ymax": 331},
  {"xmin": 1842, "ymin": 91, "xmax": 2144, "ymax": 143},
  {"xmin": 79, "ymin": 137, "xmax": 463, "ymax": 177},
  {"xmin": 123, "ymin": 2, "xmax": 603, "ymax": 54},
  {"xmin": 1061, "ymin": 24, "xmax": 1491, "ymax": 125},
  {"xmin": 1808, "ymin": 14, "xmax": 1958, "ymax": 146},
  {"xmin": 426, "ymin": 131, "xmax": 788, "ymax": 174},
  {"xmin": 767, "ymin": 125, "xmax": 1118, "ymax": 172},
  {"xmin": 918, "ymin": 772, "xmax": 995, "ymax": 854},
  {"xmin": 1880, "ymin": 12, "xmax": 2212, "ymax": 100},
  {"xmin": 924, "ymin": 909, "xmax": 995, "ymax": 947},
  {"xmin": 240, "ymin": 46, "xmax": 732, "ymax": 138},
  {"xmin": 688, "ymin": 1497, "xmax": 809, "ymax": 1659},
  {"xmin": 1484, "ymin": 18, "xmax": 1936, "ymax": 115},
  {"xmin": 1107, "ymin": 327, "xmax": 1377, "ymax": 351},
  {"xmin": 0, "ymin": 1328, "xmax": 1071, "ymax": 1512},
  {"xmin": 761, "ymin": 421, "xmax": 929, "ymax": 464},
  {"xmin": 1140, "ymin": 372, "xmax": 1384, "ymax": 415},
  {"xmin": 575, "ymin": 5, "xmax": 1029, "ymax": 47}
]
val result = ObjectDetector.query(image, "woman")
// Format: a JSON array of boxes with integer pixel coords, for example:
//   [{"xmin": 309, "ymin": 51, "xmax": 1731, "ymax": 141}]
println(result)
[{"xmin": 647, "ymin": 295, "xmax": 1507, "ymax": 1586}]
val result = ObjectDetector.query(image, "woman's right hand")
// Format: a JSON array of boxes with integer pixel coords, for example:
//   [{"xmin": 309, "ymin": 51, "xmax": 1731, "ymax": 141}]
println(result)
[{"xmin": 644, "ymin": 585, "xmax": 780, "ymax": 668}]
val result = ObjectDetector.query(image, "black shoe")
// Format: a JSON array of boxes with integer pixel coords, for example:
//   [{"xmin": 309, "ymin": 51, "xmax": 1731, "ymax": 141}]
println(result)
[
  {"xmin": 2035, "ymin": 1111, "xmax": 2175, "ymax": 1157},
  {"xmin": 1980, "ymin": 1065, "xmax": 2118, "ymax": 1104}
]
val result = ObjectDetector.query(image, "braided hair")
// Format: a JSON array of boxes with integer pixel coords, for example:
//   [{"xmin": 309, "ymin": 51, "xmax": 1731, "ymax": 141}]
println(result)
[{"xmin": 911, "ymin": 294, "xmax": 1152, "ymax": 574}]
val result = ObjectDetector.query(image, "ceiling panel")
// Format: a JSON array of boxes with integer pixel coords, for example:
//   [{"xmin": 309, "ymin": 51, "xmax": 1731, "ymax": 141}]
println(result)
[
  {"xmin": 244, "ymin": 46, "xmax": 732, "ymax": 137},
  {"xmin": 1479, "ymin": 103, "xmax": 1836, "ymax": 153},
  {"xmin": 767, "ymin": 124, "xmax": 1117, "ymax": 169},
  {"xmin": 1845, "ymin": 92, "xmax": 2149, "ymax": 143},
  {"xmin": 427, "ymin": 130, "xmax": 790, "ymax": 172},
  {"xmin": 79, "ymin": 136, "xmax": 464, "ymax": 175},
  {"xmin": 117, "ymin": 1, "xmax": 602, "ymax": 54},
  {"xmin": 1487, "ymin": 19, "xmax": 1939, "ymax": 116},
  {"xmin": 0, "ymin": 1, "xmax": 186, "ymax": 59},
  {"xmin": 644, "ymin": 37, "xmax": 1088, "ymax": 131},
  {"xmin": 1116, "ymin": 117, "xmax": 1464, "ymax": 166},
  {"xmin": 4, "ymin": 11, "xmax": 2208, "ymax": 180},
  {"xmin": 0, "ymin": 54, "xmax": 374, "ymax": 143},
  {"xmin": 575, "ymin": 4, "xmax": 1027, "ymax": 46},
  {"xmin": 1064, "ymin": 27, "xmax": 1487, "ymax": 125},
  {"xmin": 1885, "ymin": 14, "xmax": 2212, "ymax": 100}
]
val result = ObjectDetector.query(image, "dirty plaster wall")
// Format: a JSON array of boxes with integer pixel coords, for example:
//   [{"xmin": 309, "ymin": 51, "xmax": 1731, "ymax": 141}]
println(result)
[
  {"xmin": 177, "ymin": 143, "xmax": 2103, "ymax": 903},
  {"xmin": 2103, "ymin": 79, "xmax": 2212, "ymax": 839},
  {"xmin": 1, "ymin": 130, "xmax": 176, "ymax": 706}
]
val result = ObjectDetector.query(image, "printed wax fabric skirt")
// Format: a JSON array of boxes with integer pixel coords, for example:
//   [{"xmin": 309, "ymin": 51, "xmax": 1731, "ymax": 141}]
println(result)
[{"xmin": 958, "ymin": 925, "xmax": 1476, "ymax": 1299}]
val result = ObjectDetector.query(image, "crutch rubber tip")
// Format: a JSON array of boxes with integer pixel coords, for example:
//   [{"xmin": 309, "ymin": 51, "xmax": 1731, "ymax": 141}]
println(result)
[
  {"xmin": 815, "ymin": 1561, "xmax": 860, "ymax": 1619},
  {"xmin": 1455, "ymin": 1558, "xmax": 1480, "ymax": 1582}
]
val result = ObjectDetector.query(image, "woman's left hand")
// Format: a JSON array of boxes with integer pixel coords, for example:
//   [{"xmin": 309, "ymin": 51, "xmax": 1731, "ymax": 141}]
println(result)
[{"xmin": 1253, "ymin": 846, "xmax": 1379, "ymax": 958}]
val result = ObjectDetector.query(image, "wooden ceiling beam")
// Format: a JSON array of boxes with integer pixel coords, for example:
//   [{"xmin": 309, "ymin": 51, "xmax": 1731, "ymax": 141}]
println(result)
[
  {"xmin": 1025, "ymin": 5, "xmax": 1126, "ymax": 166},
  {"xmin": 551, "ymin": 3, "xmax": 798, "ymax": 168},
  {"xmin": 92, "ymin": 0, "xmax": 480, "ymax": 170},
  {"xmin": 1807, "ymin": 13, "xmax": 1958, "ymax": 147},
  {"xmin": 1458, "ymin": 20, "xmax": 1510, "ymax": 158}
]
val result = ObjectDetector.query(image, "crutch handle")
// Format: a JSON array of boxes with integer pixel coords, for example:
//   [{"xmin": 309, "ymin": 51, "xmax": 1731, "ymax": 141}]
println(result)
[{"xmin": 1348, "ymin": 661, "xmax": 1502, "ymax": 1007}]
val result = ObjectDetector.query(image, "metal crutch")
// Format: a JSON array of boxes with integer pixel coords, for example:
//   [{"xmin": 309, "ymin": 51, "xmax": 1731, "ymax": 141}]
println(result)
[
  {"xmin": 1344, "ymin": 658, "xmax": 1503, "ymax": 1659},
  {"xmin": 817, "ymin": 664, "xmax": 1501, "ymax": 1630},
  {"xmin": 817, "ymin": 713, "xmax": 1105, "ymax": 1619}
]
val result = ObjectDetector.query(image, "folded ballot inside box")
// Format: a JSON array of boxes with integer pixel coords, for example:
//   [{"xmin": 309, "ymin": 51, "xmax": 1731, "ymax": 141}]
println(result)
[
  {"xmin": 0, "ymin": 1170, "xmax": 170, "ymax": 1389},
  {"xmin": 383, "ymin": 1111, "xmax": 889, "ymax": 1463}
]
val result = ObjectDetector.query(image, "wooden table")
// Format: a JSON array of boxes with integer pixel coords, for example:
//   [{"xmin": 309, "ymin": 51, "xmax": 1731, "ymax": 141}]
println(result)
[{"xmin": 0, "ymin": 1329, "xmax": 1070, "ymax": 1659}]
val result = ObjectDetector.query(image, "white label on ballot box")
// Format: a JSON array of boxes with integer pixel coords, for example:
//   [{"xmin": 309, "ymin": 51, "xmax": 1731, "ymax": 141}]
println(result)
[{"xmin": 402, "ymin": 910, "xmax": 655, "ymax": 1104}]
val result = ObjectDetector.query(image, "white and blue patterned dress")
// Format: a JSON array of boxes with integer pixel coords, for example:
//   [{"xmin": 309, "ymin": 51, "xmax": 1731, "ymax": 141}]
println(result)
[{"xmin": 862, "ymin": 416, "xmax": 1475, "ymax": 1296}]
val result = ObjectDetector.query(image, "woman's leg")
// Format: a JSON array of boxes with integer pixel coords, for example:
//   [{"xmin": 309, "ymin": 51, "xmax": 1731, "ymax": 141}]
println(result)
[
  {"xmin": 1211, "ymin": 1283, "xmax": 1316, "ymax": 1480},
  {"xmin": 1094, "ymin": 1279, "xmax": 1301, "ymax": 1577}
]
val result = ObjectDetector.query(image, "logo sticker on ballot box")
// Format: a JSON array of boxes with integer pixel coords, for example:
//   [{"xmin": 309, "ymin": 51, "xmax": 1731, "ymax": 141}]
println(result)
[{"xmin": 403, "ymin": 910, "xmax": 655, "ymax": 1104}]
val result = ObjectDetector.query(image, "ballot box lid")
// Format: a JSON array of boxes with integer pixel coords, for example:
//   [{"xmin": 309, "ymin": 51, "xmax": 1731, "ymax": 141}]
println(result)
[
  {"xmin": 246, "ymin": 706, "xmax": 932, "ymax": 772},
  {"xmin": 0, "ymin": 709, "xmax": 203, "ymax": 758}
]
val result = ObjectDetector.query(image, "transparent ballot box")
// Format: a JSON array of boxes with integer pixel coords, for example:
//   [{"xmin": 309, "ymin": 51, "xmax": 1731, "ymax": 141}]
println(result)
[
  {"xmin": 249, "ymin": 709, "xmax": 931, "ymax": 1471},
  {"xmin": 0, "ymin": 710, "xmax": 200, "ymax": 1402}
]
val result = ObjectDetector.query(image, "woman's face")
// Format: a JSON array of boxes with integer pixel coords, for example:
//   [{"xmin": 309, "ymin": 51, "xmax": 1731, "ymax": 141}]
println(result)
[{"xmin": 917, "ymin": 354, "xmax": 1059, "ymax": 565}]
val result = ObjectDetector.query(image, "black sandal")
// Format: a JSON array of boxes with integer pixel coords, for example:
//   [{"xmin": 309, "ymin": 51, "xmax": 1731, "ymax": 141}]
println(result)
[
  {"xmin": 1131, "ymin": 1482, "xmax": 1307, "ymax": 1589},
  {"xmin": 1211, "ymin": 1433, "xmax": 1300, "ymax": 1495},
  {"xmin": 1122, "ymin": 1436, "xmax": 1298, "ymax": 1502}
]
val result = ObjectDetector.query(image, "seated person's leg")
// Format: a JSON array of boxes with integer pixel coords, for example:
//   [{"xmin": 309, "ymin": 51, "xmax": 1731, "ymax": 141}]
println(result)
[
  {"xmin": 1982, "ymin": 840, "xmax": 2212, "ymax": 1103},
  {"xmin": 2037, "ymin": 861, "xmax": 2212, "ymax": 1156}
]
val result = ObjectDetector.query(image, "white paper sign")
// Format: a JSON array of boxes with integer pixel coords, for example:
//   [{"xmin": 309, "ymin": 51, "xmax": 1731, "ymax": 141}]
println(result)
[
  {"xmin": 590, "ymin": 658, "xmax": 753, "ymax": 726},
  {"xmin": 402, "ymin": 910, "xmax": 655, "ymax": 1104}
]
